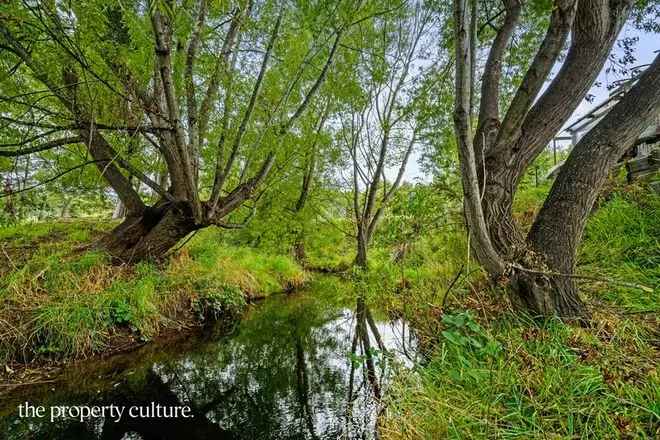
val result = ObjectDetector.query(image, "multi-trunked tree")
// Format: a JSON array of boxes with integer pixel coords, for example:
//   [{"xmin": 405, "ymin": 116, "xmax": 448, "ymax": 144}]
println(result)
[
  {"xmin": 452, "ymin": 0, "xmax": 660, "ymax": 317},
  {"xmin": 0, "ymin": 0, "xmax": 379, "ymax": 261}
]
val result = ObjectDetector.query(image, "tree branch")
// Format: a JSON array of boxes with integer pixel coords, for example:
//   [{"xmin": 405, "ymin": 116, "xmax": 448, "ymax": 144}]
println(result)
[
  {"xmin": 474, "ymin": 0, "xmax": 521, "ymax": 151},
  {"xmin": 209, "ymin": 151, "xmax": 275, "ymax": 221},
  {"xmin": 151, "ymin": 1, "xmax": 200, "ymax": 217},
  {"xmin": 453, "ymin": 0, "xmax": 506, "ymax": 275},
  {"xmin": 0, "ymin": 136, "xmax": 82, "ymax": 157},
  {"xmin": 184, "ymin": 0, "xmax": 208, "ymax": 157},
  {"xmin": 209, "ymin": 7, "xmax": 283, "ymax": 209},
  {"xmin": 197, "ymin": 2, "xmax": 248, "ymax": 142},
  {"xmin": 529, "ymin": 54, "xmax": 660, "ymax": 277},
  {"xmin": 280, "ymin": 29, "xmax": 343, "ymax": 134},
  {"xmin": 511, "ymin": 0, "xmax": 632, "ymax": 176},
  {"xmin": 493, "ymin": 0, "xmax": 577, "ymax": 153},
  {"xmin": 1, "ymin": 23, "xmax": 146, "ymax": 215}
]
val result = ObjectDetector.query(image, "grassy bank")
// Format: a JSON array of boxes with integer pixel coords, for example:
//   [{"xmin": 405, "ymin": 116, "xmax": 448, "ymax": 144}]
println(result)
[
  {"xmin": 378, "ymin": 182, "xmax": 659, "ymax": 439},
  {"xmin": 0, "ymin": 223, "xmax": 305, "ymax": 368}
]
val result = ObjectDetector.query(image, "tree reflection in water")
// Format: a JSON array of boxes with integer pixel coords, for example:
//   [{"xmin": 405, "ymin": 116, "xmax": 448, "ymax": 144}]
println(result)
[{"xmin": 1, "ymin": 288, "xmax": 417, "ymax": 440}]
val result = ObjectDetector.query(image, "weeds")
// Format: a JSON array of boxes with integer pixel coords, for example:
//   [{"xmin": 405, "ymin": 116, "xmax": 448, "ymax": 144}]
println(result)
[
  {"xmin": 0, "ymin": 224, "xmax": 304, "ymax": 364},
  {"xmin": 380, "ymin": 182, "xmax": 659, "ymax": 439},
  {"xmin": 382, "ymin": 305, "xmax": 658, "ymax": 438}
]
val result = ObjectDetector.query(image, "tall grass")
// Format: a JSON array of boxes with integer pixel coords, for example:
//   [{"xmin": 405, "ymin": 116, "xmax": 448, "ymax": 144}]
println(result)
[
  {"xmin": 578, "ymin": 187, "xmax": 659, "ymax": 311},
  {"xmin": 0, "ymin": 223, "xmax": 305, "ymax": 363},
  {"xmin": 380, "ymin": 182, "xmax": 660, "ymax": 439},
  {"xmin": 382, "ymin": 306, "xmax": 658, "ymax": 438}
]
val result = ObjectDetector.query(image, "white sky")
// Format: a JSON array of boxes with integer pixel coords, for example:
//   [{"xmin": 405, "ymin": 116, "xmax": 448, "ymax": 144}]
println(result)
[{"xmin": 569, "ymin": 24, "xmax": 658, "ymax": 127}]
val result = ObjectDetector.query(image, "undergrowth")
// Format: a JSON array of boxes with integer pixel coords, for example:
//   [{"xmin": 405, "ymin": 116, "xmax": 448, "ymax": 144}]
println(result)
[
  {"xmin": 0, "ymin": 223, "xmax": 304, "ymax": 364},
  {"xmin": 380, "ymin": 181, "xmax": 659, "ymax": 439}
]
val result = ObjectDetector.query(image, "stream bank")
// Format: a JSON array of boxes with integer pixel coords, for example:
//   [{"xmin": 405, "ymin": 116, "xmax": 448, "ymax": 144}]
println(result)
[
  {"xmin": 0, "ymin": 276, "xmax": 418, "ymax": 439},
  {"xmin": 1, "ymin": 223, "xmax": 306, "ymax": 377}
]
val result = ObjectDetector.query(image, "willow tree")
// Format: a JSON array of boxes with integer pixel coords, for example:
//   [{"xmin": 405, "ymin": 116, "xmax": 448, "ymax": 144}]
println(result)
[
  {"xmin": 452, "ymin": 0, "xmax": 659, "ymax": 317},
  {"xmin": 0, "ymin": 0, "xmax": 373, "ymax": 261},
  {"xmin": 338, "ymin": 2, "xmax": 434, "ymax": 268}
]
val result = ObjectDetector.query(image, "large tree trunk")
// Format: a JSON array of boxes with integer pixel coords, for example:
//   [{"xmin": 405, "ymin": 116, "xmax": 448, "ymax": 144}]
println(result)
[
  {"xmin": 479, "ymin": 0, "xmax": 628, "ymax": 261},
  {"xmin": 523, "ymin": 54, "xmax": 660, "ymax": 317},
  {"xmin": 451, "ymin": 0, "xmax": 637, "ymax": 318},
  {"xmin": 100, "ymin": 201, "xmax": 198, "ymax": 262}
]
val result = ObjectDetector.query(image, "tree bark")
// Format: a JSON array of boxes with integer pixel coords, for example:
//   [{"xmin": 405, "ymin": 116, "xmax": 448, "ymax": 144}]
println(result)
[
  {"xmin": 522, "ymin": 54, "xmax": 660, "ymax": 317},
  {"xmin": 355, "ymin": 225, "xmax": 369, "ymax": 269},
  {"xmin": 100, "ymin": 201, "xmax": 198, "ymax": 263}
]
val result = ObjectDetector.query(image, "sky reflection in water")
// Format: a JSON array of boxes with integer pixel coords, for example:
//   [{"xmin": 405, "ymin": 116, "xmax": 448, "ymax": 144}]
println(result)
[{"xmin": 1, "ymin": 285, "xmax": 417, "ymax": 440}]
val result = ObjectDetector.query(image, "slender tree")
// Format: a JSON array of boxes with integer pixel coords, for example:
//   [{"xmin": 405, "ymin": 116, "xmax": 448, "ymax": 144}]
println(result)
[
  {"xmin": 339, "ymin": 2, "xmax": 432, "ymax": 268},
  {"xmin": 290, "ymin": 102, "xmax": 331, "ymax": 263}
]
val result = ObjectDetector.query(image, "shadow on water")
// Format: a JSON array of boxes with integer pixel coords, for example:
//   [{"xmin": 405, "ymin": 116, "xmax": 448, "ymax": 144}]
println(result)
[{"xmin": 0, "ymin": 279, "xmax": 418, "ymax": 439}]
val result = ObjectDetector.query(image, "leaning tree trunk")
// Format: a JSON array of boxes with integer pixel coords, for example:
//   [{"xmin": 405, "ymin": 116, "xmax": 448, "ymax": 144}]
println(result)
[
  {"xmin": 521, "ymin": 54, "xmax": 660, "ymax": 317},
  {"xmin": 450, "ymin": 0, "xmax": 637, "ymax": 317},
  {"xmin": 100, "ymin": 201, "xmax": 198, "ymax": 262}
]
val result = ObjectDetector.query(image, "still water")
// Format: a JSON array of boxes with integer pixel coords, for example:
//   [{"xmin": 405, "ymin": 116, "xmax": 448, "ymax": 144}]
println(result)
[{"xmin": 0, "ymin": 279, "xmax": 417, "ymax": 439}]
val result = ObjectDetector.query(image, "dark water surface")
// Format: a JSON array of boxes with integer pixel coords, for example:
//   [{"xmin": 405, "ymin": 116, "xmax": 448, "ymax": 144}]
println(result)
[{"xmin": 0, "ymin": 279, "xmax": 417, "ymax": 439}]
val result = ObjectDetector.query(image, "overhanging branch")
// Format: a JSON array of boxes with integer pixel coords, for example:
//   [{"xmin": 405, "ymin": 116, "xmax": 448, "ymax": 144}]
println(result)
[
  {"xmin": 0, "ymin": 136, "xmax": 82, "ymax": 156},
  {"xmin": 0, "ymin": 159, "xmax": 103, "ymax": 198}
]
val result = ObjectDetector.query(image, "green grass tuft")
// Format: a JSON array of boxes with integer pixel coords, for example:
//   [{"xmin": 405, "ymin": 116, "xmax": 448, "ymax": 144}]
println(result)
[
  {"xmin": 0, "ymin": 223, "xmax": 305, "ymax": 363},
  {"xmin": 381, "ymin": 182, "xmax": 660, "ymax": 439}
]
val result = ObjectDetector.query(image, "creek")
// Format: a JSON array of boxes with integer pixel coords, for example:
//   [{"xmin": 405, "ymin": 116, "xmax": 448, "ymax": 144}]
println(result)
[{"xmin": 0, "ymin": 278, "xmax": 418, "ymax": 439}]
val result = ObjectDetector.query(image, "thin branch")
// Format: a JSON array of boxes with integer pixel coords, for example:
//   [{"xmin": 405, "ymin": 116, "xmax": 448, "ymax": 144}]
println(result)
[
  {"xmin": 280, "ymin": 29, "xmax": 343, "ymax": 134},
  {"xmin": 474, "ymin": 0, "xmax": 521, "ymax": 151},
  {"xmin": 210, "ymin": 7, "xmax": 283, "ymax": 209},
  {"xmin": 0, "ymin": 136, "xmax": 82, "ymax": 157},
  {"xmin": 494, "ymin": 0, "xmax": 577, "ymax": 152},
  {"xmin": 185, "ymin": 0, "xmax": 207, "ymax": 151},
  {"xmin": 0, "ymin": 159, "xmax": 103, "ymax": 198},
  {"xmin": 216, "ymin": 204, "xmax": 257, "ymax": 229}
]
